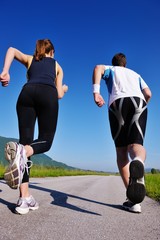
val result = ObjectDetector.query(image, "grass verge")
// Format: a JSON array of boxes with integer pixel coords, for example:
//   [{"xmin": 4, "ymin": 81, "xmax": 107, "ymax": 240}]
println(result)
[
  {"xmin": 145, "ymin": 173, "xmax": 160, "ymax": 202},
  {"xmin": 30, "ymin": 165, "xmax": 109, "ymax": 177},
  {"xmin": 0, "ymin": 164, "xmax": 109, "ymax": 179}
]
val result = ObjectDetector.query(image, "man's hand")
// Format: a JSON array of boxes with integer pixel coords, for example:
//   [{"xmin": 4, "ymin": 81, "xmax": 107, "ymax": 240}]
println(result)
[{"xmin": 93, "ymin": 93, "xmax": 105, "ymax": 107}]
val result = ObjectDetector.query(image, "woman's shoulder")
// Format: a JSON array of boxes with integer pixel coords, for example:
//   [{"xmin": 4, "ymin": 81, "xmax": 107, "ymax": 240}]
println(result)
[{"xmin": 27, "ymin": 55, "xmax": 34, "ymax": 69}]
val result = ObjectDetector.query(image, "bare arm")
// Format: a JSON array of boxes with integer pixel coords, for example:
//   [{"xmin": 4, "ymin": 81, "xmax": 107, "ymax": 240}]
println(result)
[
  {"xmin": 0, "ymin": 47, "xmax": 32, "ymax": 86},
  {"xmin": 142, "ymin": 87, "xmax": 152, "ymax": 103},
  {"xmin": 55, "ymin": 62, "xmax": 68, "ymax": 99},
  {"xmin": 92, "ymin": 65, "xmax": 106, "ymax": 107}
]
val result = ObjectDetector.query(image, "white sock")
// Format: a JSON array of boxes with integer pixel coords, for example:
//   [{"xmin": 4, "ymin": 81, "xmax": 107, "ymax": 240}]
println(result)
[{"xmin": 133, "ymin": 157, "xmax": 144, "ymax": 165}]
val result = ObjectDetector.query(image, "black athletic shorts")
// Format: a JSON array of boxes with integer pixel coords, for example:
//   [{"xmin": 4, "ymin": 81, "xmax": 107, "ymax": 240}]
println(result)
[{"xmin": 108, "ymin": 97, "xmax": 147, "ymax": 147}]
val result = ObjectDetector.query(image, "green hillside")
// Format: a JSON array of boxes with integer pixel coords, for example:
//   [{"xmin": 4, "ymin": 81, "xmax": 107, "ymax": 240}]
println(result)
[{"xmin": 0, "ymin": 136, "xmax": 74, "ymax": 170}]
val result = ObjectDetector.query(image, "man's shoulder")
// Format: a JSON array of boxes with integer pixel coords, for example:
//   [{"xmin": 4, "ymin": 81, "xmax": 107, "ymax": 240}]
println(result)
[{"xmin": 117, "ymin": 66, "xmax": 140, "ymax": 77}]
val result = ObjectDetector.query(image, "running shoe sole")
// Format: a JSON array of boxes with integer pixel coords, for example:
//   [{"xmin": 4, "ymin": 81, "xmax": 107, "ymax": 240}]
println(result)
[
  {"xmin": 5, "ymin": 141, "xmax": 17, "ymax": 161},
  {"xmin": 4, "ymin": 142, "xmax": 21, "ymax": 189},
  {"xmin": 15, "ymin": 208, "xmax": 30, "ymax": 215},
  {"xmin": 15, "ymin": 205, "xmax": 39, "ymax": 215},
  {"xmin": 4, "ymin": 163, "xmax": 20, "ymax": 189},
  {"xmin": 127, "ymin": 160, "xmax": 146, "ymax": 204}
]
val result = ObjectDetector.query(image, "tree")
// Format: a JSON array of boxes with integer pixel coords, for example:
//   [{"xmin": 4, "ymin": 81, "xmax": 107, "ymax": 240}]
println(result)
[{"xmin": 151, "ymin": 168, "xmax": 157, "ymax": 174}]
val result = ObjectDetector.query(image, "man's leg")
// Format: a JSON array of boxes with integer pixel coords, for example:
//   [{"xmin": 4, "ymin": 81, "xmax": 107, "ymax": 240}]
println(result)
[
  {"xmin": 116, "ymin": 147, "xmax": 130, "ymax": 188},
  {"xmin": 128, "ymin": 143, "xmax": 146, "ymax": 163},
  {"xmin": 127, "ymin": 143, "xmax": 146, "ymax": 204}
]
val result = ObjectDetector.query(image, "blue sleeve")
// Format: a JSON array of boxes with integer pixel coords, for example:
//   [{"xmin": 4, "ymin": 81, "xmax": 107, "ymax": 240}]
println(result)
[{"xmin": 102, "ymin": 68, "xmax": 111, "ymax": 80}]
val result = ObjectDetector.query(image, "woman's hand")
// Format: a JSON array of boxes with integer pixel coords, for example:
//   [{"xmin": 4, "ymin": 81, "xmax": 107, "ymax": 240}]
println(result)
[
  {"xmin": 0, "ymin": 72, "xmax": 10, "ymax": 87},
  {"xmin": 62, "ymin": 84, "xmax": 68, "ymax": 93}
]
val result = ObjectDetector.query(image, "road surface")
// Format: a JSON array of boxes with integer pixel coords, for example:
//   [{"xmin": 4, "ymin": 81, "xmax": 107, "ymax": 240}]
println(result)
[{"xmin": 0, "ymin": 175, "xmax": 160, "ymax": 240}]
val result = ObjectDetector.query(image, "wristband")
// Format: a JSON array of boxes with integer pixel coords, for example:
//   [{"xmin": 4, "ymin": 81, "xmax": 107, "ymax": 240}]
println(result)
[{"xmin": 93, "ymin": 84, "xmax": 100, "ymax": 93}]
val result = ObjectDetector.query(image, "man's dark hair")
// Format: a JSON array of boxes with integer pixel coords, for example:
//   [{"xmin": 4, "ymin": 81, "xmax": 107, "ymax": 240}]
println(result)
[{"xmin": 112, "ymin": 53, "xmax": 126, "ymax": 67}]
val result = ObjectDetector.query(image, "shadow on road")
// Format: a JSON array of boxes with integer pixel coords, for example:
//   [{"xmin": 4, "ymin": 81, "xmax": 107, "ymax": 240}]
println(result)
[
  {"xmin": 0, "ymin": 180, "xmax": 124, "ymax": 215},
  {"xmin": 29, "ymin": 183, "xmax": 124, "ymax": 214},
  {"xmin": 0, "ymin": 198, "xmax": 16, "ymax": 213}
]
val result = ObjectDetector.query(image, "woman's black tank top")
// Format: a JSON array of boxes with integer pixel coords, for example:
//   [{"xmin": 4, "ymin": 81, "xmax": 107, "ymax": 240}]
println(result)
[{"xmin": 27, "ymin": 57, "xmax": 56, "ymax": 88}]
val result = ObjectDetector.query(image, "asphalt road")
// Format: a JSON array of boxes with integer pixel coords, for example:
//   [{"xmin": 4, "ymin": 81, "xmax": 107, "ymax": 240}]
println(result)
[{"xmin": 0, "ymin": 175, "xmax": 160, "ymax": 240}]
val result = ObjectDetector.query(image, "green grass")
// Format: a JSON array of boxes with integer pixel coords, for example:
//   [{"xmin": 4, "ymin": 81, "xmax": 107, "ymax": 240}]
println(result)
[
  {"xmin": 0, "ymin": 164, "xmax": 109, "ymax": 179},
  {"xmin": 0, "ymin": 164, "xmax": 160, "ymax": 202},
  {"xmin": 29, "ymin": 165, "xmax": 109, "ymax": 177},
  {"xmin": 0, "ymin": 165, "xmax": 5, "ymax": 178},
  {"xmin": 145, "ymin": 173, "xmax": 160, "ymax": 201}
]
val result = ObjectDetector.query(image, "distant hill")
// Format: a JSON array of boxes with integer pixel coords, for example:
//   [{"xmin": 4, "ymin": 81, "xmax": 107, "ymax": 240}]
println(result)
[{"xmin": 0, "ymin": 136, "xmax": 74, "ymax": 170}]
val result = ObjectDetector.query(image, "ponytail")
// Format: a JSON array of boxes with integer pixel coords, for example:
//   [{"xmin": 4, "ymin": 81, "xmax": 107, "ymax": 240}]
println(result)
[{"xmin": 34, "ymin": 39, "xmax": 55, "ymax": 61}]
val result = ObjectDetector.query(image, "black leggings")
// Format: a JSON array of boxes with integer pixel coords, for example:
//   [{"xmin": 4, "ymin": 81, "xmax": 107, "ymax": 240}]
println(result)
[{"xmin": 16, "ymin": 84, "xmax": 58, "ymax": 182}]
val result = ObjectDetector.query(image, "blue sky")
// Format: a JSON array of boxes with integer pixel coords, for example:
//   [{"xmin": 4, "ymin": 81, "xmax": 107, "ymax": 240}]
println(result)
[{"xmin": 0, "ymin": 0, "xmax": 160, "ymax": 172}]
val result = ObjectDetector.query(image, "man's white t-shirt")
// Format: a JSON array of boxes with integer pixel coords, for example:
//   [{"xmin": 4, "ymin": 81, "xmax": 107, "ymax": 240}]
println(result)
[{"xmin": 102, "ymin": 66, "xmax": 149, "ymax": 106}]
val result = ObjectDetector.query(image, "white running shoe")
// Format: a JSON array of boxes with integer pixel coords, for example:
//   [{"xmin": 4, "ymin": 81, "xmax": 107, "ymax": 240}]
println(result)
[
  {"xmin": 4, "ymin": 142, "xmax": 32, "ymax": 189},
  {"xmin": 123, "ymin": 200, "xmax": 141, "ymax": 213},
  {"xmin": 15, "ymin": 195, "xmax": 39, "ymax": 215}
]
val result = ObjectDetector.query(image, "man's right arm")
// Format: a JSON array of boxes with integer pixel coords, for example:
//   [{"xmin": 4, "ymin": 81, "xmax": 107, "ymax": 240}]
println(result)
[{"xmin": 142, "ymin": 87, "xmax": 152, "ymax": 103}]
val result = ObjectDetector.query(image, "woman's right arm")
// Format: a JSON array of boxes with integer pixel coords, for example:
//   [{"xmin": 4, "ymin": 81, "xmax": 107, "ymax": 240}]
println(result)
[
  {"xmin": 0, "ymin": 47, "xmax": 31, "ymax": 86},
  {"xmin": 55, "ymin": 61, "xmax": 68, "ymax": 99}
]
